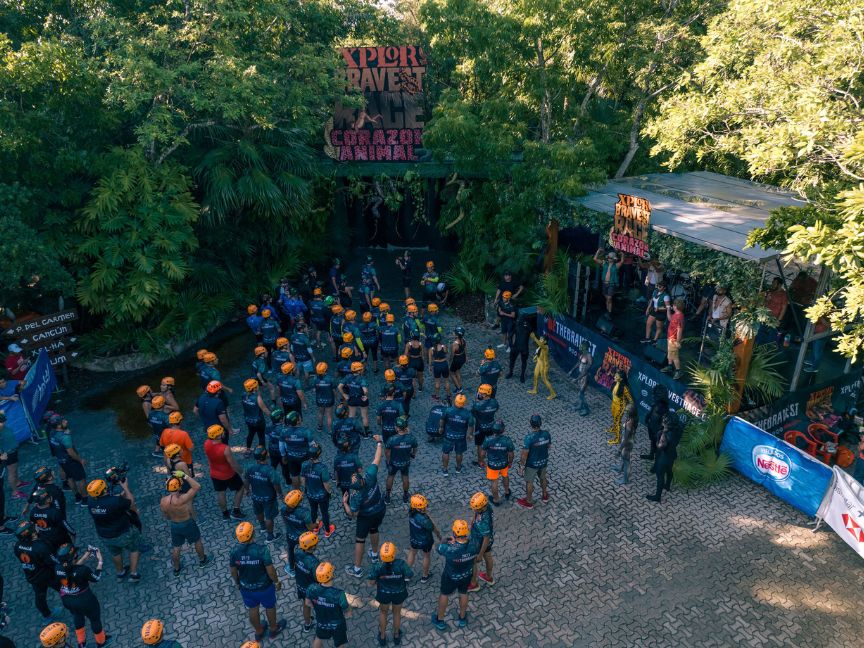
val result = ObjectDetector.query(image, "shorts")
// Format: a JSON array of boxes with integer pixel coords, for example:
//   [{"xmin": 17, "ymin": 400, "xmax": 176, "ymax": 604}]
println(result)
[
  {"xmin": 602, "ymin": 282, "xmax": 615, "ymax": 298},
  {"xmin": 252, "ymin": 498, "xmax": 278, "ymax": 520},
  {"xmin": 315, "ymin": 623, "xmax": 348, "ymax": 646},
  {"xmin": 442, "ymin": 438, "xmax": 467, "ymax": 455},
  {"xmin": 240, "ymin": 584, "xmax": 277, "ymax": 610},
  {"xmin": 449, "ymin": 357, "xmax": 465, "ymax": 372},
  {"xmin": 347, "ymin": 397, "xmax": 368, "ymax": 408},
  {"xmin": 281, "ymin": 400, "xmax": 302, "ymax": 416},
  {"xmin": 410, "ymin": 540, "xmax": 433, "ymax": 553},
  {"xmin": 61, "ymin": 459, "xmax": 86, "ymax": 481},
  {"xmin": 387, "ymin": 464, "xmax": 410, "ymax": 477},
  {"xmin": 211, "ymin": 473, "xmax": 244, "ymax": 492},
  {"xmin": 103, "ymin": 526, "xmax": 141, "ymax": 557},
  {"xmin": 667, "ymin": 338, "xmax": 681, "ymax": 364},
  {"xmin": 5, "ymin": 449, "xmax": 17, "ymax": 465},
  {"xmin": 486, "ymin": 466, "xmax": 509, "ymax": 480},
  {"xmin": 408, "ymin": 357, "xmax": 424, "ymax": 372},
  {"xmin": 440, "ymin": 573, "xmax": 471, "ymax": 596},
  {"xmin": 381, "ymin": 348, "xmax": 398, "ymax": 360},
  {"xmin": 376, "ymin": 591, "xmax": 407, "ymax": 606},
  {"xmin": 170, "ymin": 518, "xmax": 201, "ymax": 547},
  {"xmin": 649, "ymin": 308, "xmax": 667, "ymax": 323},
  {"xmin": 356, "ymin": 510, "xmax": 385, "ymax": 540},
  {"xmin": 524, "ymin": 465, "xmax": 548, "ymax": 483},
  {"xmin": 500, "ymin": 319, "xmax": 513, "ymax": 333},
  {"xmin": 297, "ymin": 360, "xmax": 314, "ymax": 375},
  {"xmin": 285, "ymin": 458, "xmax": 304, "ymax": 478},
  {"xmin": 317, "ymin": 401, "xmax": 335, "ymax": 409},
  {"xmin": 432, "ymin": 363, "xmax": 449, "ymax": 379}
]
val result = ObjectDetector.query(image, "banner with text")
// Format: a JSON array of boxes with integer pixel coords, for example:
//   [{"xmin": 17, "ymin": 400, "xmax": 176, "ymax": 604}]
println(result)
[
  {"xmin": 609, "ymin": 193, "xmax": 650, "ymax": 259},
  {"xmin": 719, "ymin": 416, "xmax": 832, "ymax": 517},
  {"xmin": 539, "ymin": 313, "xmax": 704, "ymax": 418},
  {"xmin": 326, "ymin": 45, "xmax": 427, "ymax": 162},
  {"xmin": 816, "ymin": 467, "xmax": 864, "ymax": 560},
  {"xmin": 1, "ymin": 349, "xmax": 57, "ymax": 442}
]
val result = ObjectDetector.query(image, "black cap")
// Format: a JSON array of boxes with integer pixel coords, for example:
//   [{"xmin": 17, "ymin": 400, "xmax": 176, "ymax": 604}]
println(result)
[
  {"xmin": 530, "ymin": 414, "xmax": 542, "ymax": 428},
  {"xmin": 253, "ymin": 446, "xmax": 268, "ymax": 461}
]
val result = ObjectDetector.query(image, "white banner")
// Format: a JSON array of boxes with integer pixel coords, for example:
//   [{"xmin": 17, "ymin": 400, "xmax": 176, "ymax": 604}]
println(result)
[{"xmin": 815, "ymin": 466, "xmax": 864, "ymax": 560}]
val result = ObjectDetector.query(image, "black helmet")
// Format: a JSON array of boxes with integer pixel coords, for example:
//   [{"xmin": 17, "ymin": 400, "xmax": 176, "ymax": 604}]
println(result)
[
  {"xmin": 15, "ymin": 520, "xmax": 35, "ymax": 540},
  {"xmin": 396, "ymin": 416, "xmax": 408, "ymax": 429},
  {"xmin": 530, "ymin": 414, "xmax": 542, "ymax": 428},
  {"xmin": 252, "ymin": 446, "xmax": 268, "ymax": 461},
  {"xmin": 335, "ymin": 404, "xmax": 349, "ymax": 419},
  {"xmin": 454, "ymin": 326, "xmax": 465, "ymax": 337},
  {"xmin": 56, "ymin": 543, "xmax": 77, "ymax": 565},
  {"xmin": 309, "ymin": 441, "xmax": 322, "ymax": 459},
  {"xmin": 34, "ymin": 466, "xmax": 53, "ymax": 483},
  {"xmin": 34, "ymin": 488, "xmax": 52, "ymax": 506},
  {"xmin": 492, "ymin": 420, "xmax": 505, "ymax": 435},
  {"xmin": 286, "ymin": 411, "xmax": 300, "ymax": 425}
]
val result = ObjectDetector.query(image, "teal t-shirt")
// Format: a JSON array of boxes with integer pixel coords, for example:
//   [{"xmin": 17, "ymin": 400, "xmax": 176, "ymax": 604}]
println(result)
[
  {"xmin": 306, "ymin": 583, "xmax": 349, "ymax": 629},
  {"xmin": 229, "ymin": 543, "xmax": 273, "ymax": 591},
  {"xmin": 245, "ymin": 463, "xmax": 279, "ymax": 501},
  {"xmin": 482, "ymin": 435, "xmax": 515, "ymax": 470},
  {"xmin": 281, "ymin": 504, "xmax": 313, "ymax": 540},
  {"xmin": 368, "ymin": 559, "xmax": 413, "ymax": 596},
  {"xmin": 294, "ymin": 549, "xmax": 320, "ymax": 594},
  {"xmin": 301, "ymin": 460, "xmax": 330, "ymax": 501}
]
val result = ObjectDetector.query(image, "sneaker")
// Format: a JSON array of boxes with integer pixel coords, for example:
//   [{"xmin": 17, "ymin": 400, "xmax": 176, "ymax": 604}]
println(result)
[
  {"xmin": 324, "ymin": 525, "xmax": 336, "ymax": 538},
  {"xmin": 222, "ymin": 510, "xmax": 230, "ymax": 520},
  {"xmin": 402, "ymin": 492, "xmax": 409, "ymax": 504},
  {"xmin": 345, "ymin": 565, "xmax": 363, "ymax": 578},
  {"xmin": 441, "ymin": 469, "xmax": 449, "ymax": 477},
  {"xmin": 640, "ymin": 338, "xmax": 652, "ymax": 344},
  {"xmin": 491, "ymin": 499, "xmax": 501, "ymax": 507},
  {"xmin": 457, "ymin": 613, "xmax": 469, "ymax": 628},
  {"xmin": 496, "ymin": 343, "xmax": 505, "ymax": 348},
  {"xmin": 116, "ymin": 567, "xmax": 129, "ymax": 581},
  {"xmin": 230, "ymin": 509, "xmax": 245, "ymax": 520},
  {"xmin": 431, "ymin": 614, "xmax": 447, "ymax": 631},
  {"xmin": 313, "ymin": 520, "xmax": 323, "ymax": 533},
  {"xmin": 541, "ymin": 493, "xmax": 550, "ymax": 503},
  {"xmin": 660, "ymin": 365, "xmax": 672, "ymax": 373},
  {"xmin": 254, "ymin": 621, "xmax": 269, "ymax": 642},
  {"xmin": 455, "ymin": 465, "xmax": 462, "ymax": 474},
  {"xmin": 393, "ymin": 633, "xmax": 402, "ymax": 646},
  {"xmin": 467, "ymin": 582, "xmax": 480, "ymax": 592},
  {"xmin": 478, "ymin": 571, "xmax": 495, "ymax": 585},
  {"xmin": 378, "ymin": 634, "xmax": 387, "ymax": 647},
  {"xmin": 368, "ymin": 549, "xmax": 379, "ymax": 563},
  {"xmin": 673, "ymin": 371, "xmax": 682, "ymax": 380},
  {"xmin": 266, "ymin": 532, "xmax": 282, "ymax": 543},
  {"xmin": 384, "ymin": 492, "xmax": 391, "ymax": 505},
  {"xmin": 303, "ymin": 622, "xmax": 314, "ymax": 633},
  {"xmin": 12, "ymin": 490, "xmax": 27, "ymax": 499},
  {"xmin": 420, "ymin": 574, "xmax": 432, "ymax": 584},
  {"xmin": 16, "ymin": 480, "xmax": 31, "ymax": 488},
  {"xmin": 269, "ymin": 619, "xmax": 287, "ymax": 639},
  {"xmin": 129, "ymin": 572, "xmax": 141, "ymax": 583},
  {"xmin": 97, "ymin": 634, "xmax": 113, "ymax": 647},
  {"xmin": 285, "ymin": 565, "xmax": 296, "ymax": 577},
  {"xmin": 199, "ymin": 556, "xmax": 211, "ymax": 567},
  {"xmin": 516, "ymin": 498, "xmax": 534, "ymax": 509},
  {"xmin": 504, "ymin": 490, "xmax": 512, "ymax": 500}
]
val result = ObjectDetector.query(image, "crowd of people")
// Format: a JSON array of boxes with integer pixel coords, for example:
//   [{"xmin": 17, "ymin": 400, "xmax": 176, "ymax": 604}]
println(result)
[{"xmin": 2, "ymin": 254, "xmax": 560, "ymax": 648}]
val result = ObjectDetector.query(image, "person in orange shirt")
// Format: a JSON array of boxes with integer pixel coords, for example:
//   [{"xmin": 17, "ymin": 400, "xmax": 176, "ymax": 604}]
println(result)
[{"xmin": 159, "ymin": 412, "xmax": 195, "ymax": 474}]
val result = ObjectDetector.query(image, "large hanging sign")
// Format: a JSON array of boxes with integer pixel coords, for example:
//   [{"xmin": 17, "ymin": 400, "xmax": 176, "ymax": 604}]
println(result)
[
  {"xmin": 326, "ymin": 45, "xmax": 427, "ymax": 162},
  {"xmin": 609, "ymin": 193, "xmax": 651, "ymax": 258}
]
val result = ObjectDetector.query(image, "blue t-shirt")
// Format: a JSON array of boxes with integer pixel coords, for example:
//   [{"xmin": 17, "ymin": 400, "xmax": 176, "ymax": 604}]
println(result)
[
  {"xmin": 333, "ymin": 452, "xmax": 360, "ymax": 490},
  {"xmin": 242, "ymin": 392, "xmax": 264, "ymax": 425},
  {"xmin": 245, "ymin": 463, "xmax": 279, "ymax": 501},
  {"xmin": 523, "ymin": 429, "xmax": 552, "ymax": 468},
  {"xmin": 443, "ymin": 406, "xmax": 472, "ymax": 440},
  {"xmin": 295, "ymin": 549, "xmax": 320, "ymax": 594},
  {"xmin": 385, "ymin": 433, "xmax": 417, "ymax": 468},
  {"xmin": 277, "ymin": 375, "xmax": 302, "ymax": 406},
  {"xmin": 471, "ymin": 508, "xmax": 494, "ymax": 547},
  {"xmin": 479, "ymin": 361, "xmax": 502, "ymax": 386},
  {"xmin": 196, "ymin": 393, "xmax": 226, "ymax": 428},
  {"xmin": 291, "ymin": 333, "xmax": 312, "ymax": 362},
  {"xmin": 300, "ymin": 460, "xmax": 330, "ymax": 501},
  {"xmin": 348, "ymin": 464, "xmax": 385, "ymax": 516},
  {"xmin": 314, "ymin": 375, "xmax": 336, "ymax": 407},
  {"xmin": 331, "ymin": 418, "xmax": 362, "ymax": 454},
  {"xmin": 471, "ymin": 398, "xmax": 499, "ymax": 431},
  {"xmin": 282, "ymin": 426, "xmax": 313, "ymax": 460},
  {"xmin": 377, "ymin": 400, "xmax": 405, "ymax": 439}
]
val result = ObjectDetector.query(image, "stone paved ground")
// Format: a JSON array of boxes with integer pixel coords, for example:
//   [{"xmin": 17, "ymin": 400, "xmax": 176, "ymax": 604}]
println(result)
[{"xmin": 2, "ymin": 314, "xmax": 863, "ymax": 648}]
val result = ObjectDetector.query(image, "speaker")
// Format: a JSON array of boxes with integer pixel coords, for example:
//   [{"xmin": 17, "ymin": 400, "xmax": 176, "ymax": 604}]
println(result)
[
  {"xmin": 595, "ymin": 315, "xmax": 615, "ymax": 337},
  {"xmin": 643, "ymin": 339, "xmax": 667, "ymax": 365}
]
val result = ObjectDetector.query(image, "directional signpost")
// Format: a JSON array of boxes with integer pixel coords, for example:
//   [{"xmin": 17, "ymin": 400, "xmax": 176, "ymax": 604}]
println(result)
[{"xmin": 3, "ymin": 309, "xmax": 78, "ymax": 386}]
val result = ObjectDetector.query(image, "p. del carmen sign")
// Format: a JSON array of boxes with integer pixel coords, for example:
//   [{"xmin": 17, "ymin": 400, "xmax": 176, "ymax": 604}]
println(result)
[
  {"xmin": 609, "ymin": 193, "xmax": 651, "ymax": 259},
  {"xmin": 326, "ymin": 45, "xmax": 427, "ymax": 162}
]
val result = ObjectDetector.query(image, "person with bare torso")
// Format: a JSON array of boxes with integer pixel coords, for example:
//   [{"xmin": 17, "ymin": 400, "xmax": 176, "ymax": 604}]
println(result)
[{"xmin": 159, "ymin": 472, "xmax": 210, "ymax": 576}]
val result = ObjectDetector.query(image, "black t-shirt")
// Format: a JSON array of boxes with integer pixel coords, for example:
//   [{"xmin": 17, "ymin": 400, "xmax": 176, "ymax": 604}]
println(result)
[
  {"xmin": 498, "ymin": 278, "xmax": 517, "ymax": 294},
  {"xmin": 14, "ymin": 537, "xmax": 54, "ymax": 582},
  {"xmin": 88, "ymin": 495, "xmax": 131, "ymax": 539},
  {"xmin": 196, "ymin": 393, "xmax": 226, "ymax": 428}
]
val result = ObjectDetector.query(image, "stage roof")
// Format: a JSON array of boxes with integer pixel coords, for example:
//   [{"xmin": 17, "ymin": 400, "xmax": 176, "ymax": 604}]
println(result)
[{"xmin": 572, "ymin": 171, "xmax": 806, "ymax": 262}]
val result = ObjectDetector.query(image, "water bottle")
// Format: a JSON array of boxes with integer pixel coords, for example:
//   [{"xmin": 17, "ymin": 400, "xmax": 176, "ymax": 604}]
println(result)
[{"xmin": 783, "ymin": 334, "xmax": 791, "ymax": 348}]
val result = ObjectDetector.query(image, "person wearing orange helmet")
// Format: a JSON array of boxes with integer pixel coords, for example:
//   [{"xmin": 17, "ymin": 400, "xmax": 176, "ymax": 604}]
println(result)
[
  {"xmin": 312, "ymin": 362, "xmax": 337, "ymax": 434},
  {"xmin": 140, "ymin": 618, "xmax": 183, "ymax": 647},
  {"xmin": 158, "ymin": 377, "xmax": 180, "ymax": 413},
  {"xmin": 251, "ymin": 345, "xmax": 277, "ymax": 403},
  {"xmin": 229, "ymin": 522, "xmax": 286, "ymax": 641},
  {"xmin": 384, "ymin": 417, "xmax": 417, "ymax": 505},
  {"xmin": 378, "ymin": 313, "xmax": 402, "ymax": 370},
  {"xmin": 146, "ymin": 394, "xmax": 170, "ymax": 458},
  {"xmin": 293, "ymin": 531, "xmax": 321, "ymax": 633},
  {"xmin": 159, "ymin": 412, "xmax": 194, "ymax": 475},
  {"xmin": 470, "ymin": 384, "xmax": 499, "ymax": 468},
  {"xmin": 402, "ymin": 304, "xmax": 424, "ymax": 348},
  {"xmin": 194, "ymin": 380, "xmax": 235, "ymax": 440},
  {"xmin": 290, "ymin": 320, "xmax": 317, "ymax": 381},
  {"xmin": 478, "ymin": 347, "xmax": 503, "ymax": 397},
  {"xmin": 328, "ymin": 303, "xmax": 346, "ymax": 361},
  {"xmin": 395, "ymin": 249, "xmax": 412, "ymax": 298},
  {"xmin": 482, "ymin": 421, "xmax": 514, "ymax": 505},
  {"xmin": 367, "ymin": 541, "xmax": 413, "ymax": 646},
  {"xmin": 343, "ymin": 438, "xmax": 386, "ymax": 579},
  {"xmin": 338, "ymin": 362, "xmax": 370, "ymax": 435},
  {"xmin": 393, "ymin": 355, "xmax": 417, "ymax": 415},
  {"xmin": 431, "ymin": 519, "xmax": 478, "ymax": 631},
  {"xmin": 438, "ymin": 393, "xmax": 472, "ymax": 476},
  {"xmin": 497, "ymin": 290, "xmax": 517, "ymax": 348},
  {"xmin": 258, "ymin": 304, "xmax": 282, "ymax": 355},
  {"xmin": 199, "ymin": 351, "xmax": 233, "ymax": 398},
  {"xmin": 358, "ymin": 310, "xmax": 381, "ymax": 374},
  {"xmin": 405, "ymin": 494, "xmax": 442, "ymax": 584},
  {"xmin": 246, "ymin": 304, "xmax": 264, "ymax": 342},
  {"xmin": 203, "ymin": 425, "xmax": 246, "ymax": 520},
  {"xmin": 276, "ymin": 362, "xmax": 306, "ymax": 418},
  {"xmin": 305, "ymin": 562, "xmax": 352, "ymax": 648},
  {"xmin": 420, "ymin": 260, "xmax": 439, "ymax": 307},
  {"xmin": 159, "ymin": 470, "xmax": 209, "ymax": 576},
  {"xmin": 403, "ymin": 333, "xmax": 425, "ymax": 392},
  {"xmin": 194, "ymin": 349, "xmax": 211, "ymax": 390},
  {"xmin": 136, "ymin": 383, "xmax": 154, "ymax": 422},
  {"xmin": 281, "ymin": 490, "xmax": 315, "ymax": 577},
  {"xmin": 466, "ymin": 492, "xmax": 494, "ymax": 592},
  {"xmin": 337, "ymin": 330, "xmax": 364, "ymax": 364},
  {"xmin": 271, "ymin": 337, "xmax": 292, "ymax": 376},
  {"xmin": 242, "ymin": 379, "xmax": 271, "ymax": 456}
]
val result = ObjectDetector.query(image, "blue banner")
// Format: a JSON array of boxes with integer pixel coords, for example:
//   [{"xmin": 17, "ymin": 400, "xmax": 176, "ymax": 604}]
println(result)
[
  {"xmin": 539, "ymin": 312, "xmax": 704, "ymax": 418},
  {"xmin": 2, "ymin": 349, "xmax": 57, "ymax": 443},
  {"xmin": 719, "ymin": 416, "xmax": 832, "ymax": 517}
]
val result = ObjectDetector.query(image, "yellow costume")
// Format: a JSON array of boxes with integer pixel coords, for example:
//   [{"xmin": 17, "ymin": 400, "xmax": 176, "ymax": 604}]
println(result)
[
  {"xmin": 608, "ymin": 372, "xmax": 633, "ymax": 444},
  {"xmin": 527, "ymin": 333, "xmax": 556, "ymax": 400}
]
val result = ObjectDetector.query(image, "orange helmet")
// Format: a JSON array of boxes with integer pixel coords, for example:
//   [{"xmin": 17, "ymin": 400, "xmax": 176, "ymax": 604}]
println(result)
[
  {"xmin": 151, "ymin": 395, "xmax": 166, "ymax": 409},
  {"xmin": 340, "ymin": 347, "xmax": 353, "ymax": 359},
  {"xmin": 299, "ymin": 531, "xmax": 319, "ymax": 551},
  {"xmin": 240, "ymin": 642, "xmax": 261, "ymax": 648},
  {"xmin": 196, "ymin": 349, "xmax": 208, "ymax": 360},
  {"xmin": 405, "ymin": 298, "xmax": 416, "ymax": 306},
  {"xmin": 407, "ymin": 304, "xmax": 418, "ymax": 315},
  {"xmin": 316, "ymin": 362, "xmax": 328, "ymax": 375},
  {"xmin": 470, "ymin": 492, "xmax": 488, "ymax": 511},
  {"xmin": 371, "ymin": 297, "xmax": 381, "ymax": 307},
  {"xmin": 342, "ymin": 332, "xmax": 354, "ymax": 344},
  {"xmin": 331, "ymin": 304, "xmax": 344, "ymax": 315},
  {"xmin": 478, "ymin": 384, "xmax": 493, "ymax": 397},
  {"xmin": 380, "ymin": 541, "xmax": 396, "ymax": 563},
  {"xmin": 385, "ymin": 313, "xmax": 395, "ymax": 323},
  {"xmin": 426, "ymin": 261, "xmax": 435, "ymax": 269},
  {"xmin": 484, "ymin": 348, "xmax": 496, "ymax": 360},
  {"xmin": 207, "ymin": 424, "xmax": 224, "ymax": 440},
  {"xmin": 86, "ymin": 479, "xmax": 107, "ymax": 498},
  {"xmin": 313, "ymin": 287, "xmax": 322, "ymax": 296},
  {"xmin": 136, "ymin": 385, "xmax": 151, "ymax": 399},
  {"xmin": 164, "ymin": 443, "xmax": 182, "ymax": 459},
  {"xmin": 254, "ymin": 345, "xmax": 267, "ymax": 357},
  {"xmin": 362, "ymin": 311, "xmax": 372, "ymax": 322},
  {"xmin": 168, "ymin": 411, "xmax": 183, "ymax": 424},
  {"xmin": 206, "ymin": 380, "xmax": 222, "ymax": 393},
  {"xmin": 428, "ymin": 303, "xmax": 439, "ymax": 313},
  {"xmin": 235, "ymin": 521, "xmax": 254, "ymax": 543},
  {"xmin": 452, "ymin": 519, "xmax": 469, "ymax": 537},
  {"xmin": 316, "ymin": 561, "xmax": 334, "ymax": 584},
  {"xmin": 384, "ymin": 369, "xmax": 396, "ymax": 382},
  {"xmin": 410, "ymin": 494, "xmax": 428, "ymax": 510},
  {"xmin": 379, "ymin": 302, "xmax": 390, "ymax": 312},
  {"xmin": 203, "ymin": 352, "xmax": 217, "ymax": 363},
  {"xmin": 141, "ymin": 619, "xmax": 164, "ymax": 645},
  {"xmin": 247, "ymin": 304, "xmax": 258, "ymax": 315},
  {"xmin": 454, "ymin": 394, "xmax": 467, "ymax": 408},
  {"xmin": 280, "ymin": 362, "xmax": 295, "ymax": 375},
  {"xmin": 39, "ymin": 622, "xmax": 68, "ymax": 648},
  {"xmin": 398, "ymin": 355, "xmax": 409, "ymax": 366},
  {"xmin": 261, "ymin": 309, "xmax": 272, "ymax": 318},
  {"xmin": 284, "ymin": 490, "xmax": 303, "ymax": 508},
  {"xmin": 350, "ymin": 361, "xmax": 364, "ymax": 373},
  {"xmin": 161, "ymin": 376, "xmax": 175, "ymax": 386},
  {"xmin": 243, "ymin": 378, "xmax": 259, "ymax": 392},
  {"xmin": 275, "ymin": 337, "xmax": 289, "ymax": 349},
  {"xmin": 345, "ymin": 310, "xmax": 356, "ymax": 322},
  {"xmin": 502, "ymin": 290, "xmax": 512, "ymax": 299}
]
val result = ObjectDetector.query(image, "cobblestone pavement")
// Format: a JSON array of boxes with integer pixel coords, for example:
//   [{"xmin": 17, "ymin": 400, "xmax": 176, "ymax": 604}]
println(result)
[{"xmin": 2, "ymin": 314, "xmax": 863, "ymax": 648}]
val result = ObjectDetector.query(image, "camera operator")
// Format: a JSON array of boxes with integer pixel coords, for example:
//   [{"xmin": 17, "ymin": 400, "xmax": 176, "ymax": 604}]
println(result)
[{"xmin": 86, "ymin": 467, "xmax": 142, "ymax": 583}]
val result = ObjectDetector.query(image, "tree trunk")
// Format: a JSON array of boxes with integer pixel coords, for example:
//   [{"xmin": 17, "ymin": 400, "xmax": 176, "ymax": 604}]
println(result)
[
  {"xmin": 614, "ymin": 96, "xmax": 646, "ymax": 179},
  {"xmin": 579, "ymin": 63, "xmax": 608, "ymax": 116}
]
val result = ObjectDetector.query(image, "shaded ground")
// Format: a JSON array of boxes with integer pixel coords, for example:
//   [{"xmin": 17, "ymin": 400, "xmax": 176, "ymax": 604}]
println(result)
[{"xmin": 1, "ymin": 305, "xmax": 862, "ymax": 647}]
